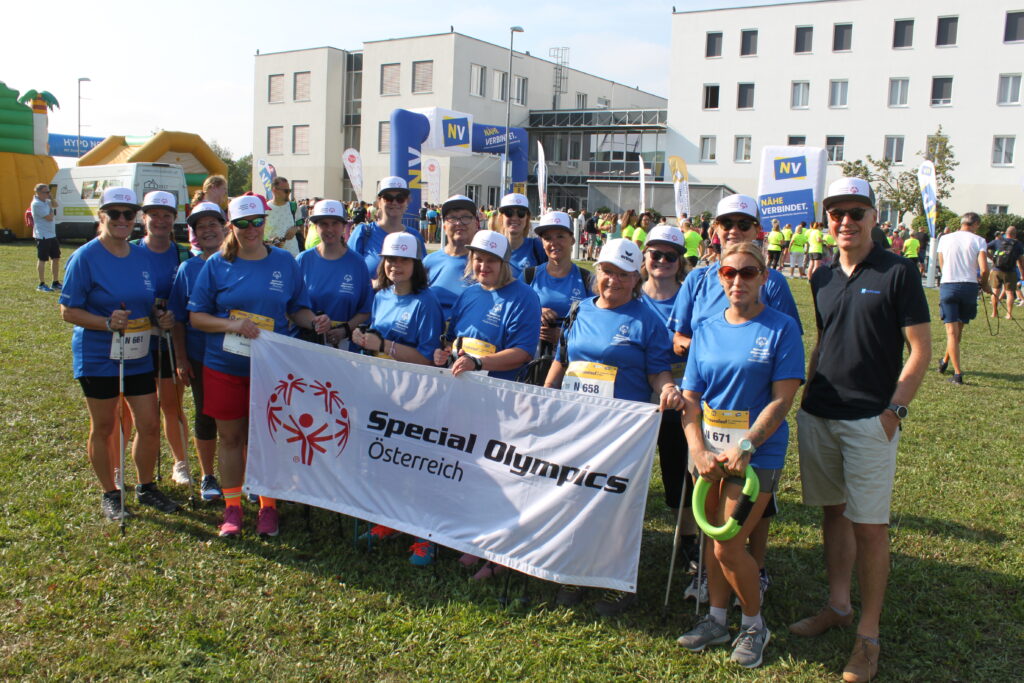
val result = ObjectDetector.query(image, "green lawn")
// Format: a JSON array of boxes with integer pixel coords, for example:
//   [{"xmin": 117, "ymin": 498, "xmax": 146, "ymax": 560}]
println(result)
[{"xmin": 1, "ymin": 241, "xmax": 1021, "ymax": 680}]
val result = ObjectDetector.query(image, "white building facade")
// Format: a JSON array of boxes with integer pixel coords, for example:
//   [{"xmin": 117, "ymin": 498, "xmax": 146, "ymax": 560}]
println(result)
[{"xmin": 668, "ymin": 0, "xmax": 1024, "ymax": 219}]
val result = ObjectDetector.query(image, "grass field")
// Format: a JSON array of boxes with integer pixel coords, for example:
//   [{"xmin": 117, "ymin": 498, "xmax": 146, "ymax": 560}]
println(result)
[{"xmin": 1, "ymin": 241, "xmax": 1021, "ymax": 681}]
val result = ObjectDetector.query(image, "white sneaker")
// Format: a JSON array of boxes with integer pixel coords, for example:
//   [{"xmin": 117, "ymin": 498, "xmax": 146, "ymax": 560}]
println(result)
[{"xmin": 171, "ymin": 460, "xmax": 193, "ymax": 485}]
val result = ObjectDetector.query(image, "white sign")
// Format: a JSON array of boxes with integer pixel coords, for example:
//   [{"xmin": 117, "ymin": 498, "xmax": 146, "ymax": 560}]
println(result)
[
  {"xmin": 537, "ymin": 141, "xmax": 548, "ymax": 213},
  {"xmin": 423, "ymin": 157, "xmax": 442, "ymax": 204},
  {"xmin": 756, "ymin": 146, "xmax": 828, "ymax": 231}
]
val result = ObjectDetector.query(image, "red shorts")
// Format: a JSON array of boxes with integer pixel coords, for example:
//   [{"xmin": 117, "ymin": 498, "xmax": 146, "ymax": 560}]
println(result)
[{"xmin": 203, "ymin": 366, "xmax": 250, "ymax": 421}]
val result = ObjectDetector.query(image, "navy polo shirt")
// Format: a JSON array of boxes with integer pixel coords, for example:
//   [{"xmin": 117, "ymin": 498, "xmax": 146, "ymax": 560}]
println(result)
[{"xmin": 802, "ymin": 244, "xmax": 930, "ymax": 420}]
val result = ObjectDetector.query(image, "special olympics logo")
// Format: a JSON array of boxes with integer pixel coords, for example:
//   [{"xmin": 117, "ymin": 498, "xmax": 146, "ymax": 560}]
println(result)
[
  {"xmin": 849, "ymin": 186, "xmax": 859, "ymax": 194},
  {"xmin": 265, "ymin": 373, "xmax": 350, "ymax": 466},
  {"xmin": 347, "ymin": 154, "xmax": 356, "ymax": 163}
]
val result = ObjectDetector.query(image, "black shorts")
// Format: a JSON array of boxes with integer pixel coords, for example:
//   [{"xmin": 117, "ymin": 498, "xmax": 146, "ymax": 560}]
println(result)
[
  {"xmin": 687, "ymin": 256, "xmax": 699, "ymax": 268},
  {"xmin": 151, "ymin": 342, "xmax": 174, "ymax": 379},
  {"xmin": 36, "ymin": 237, "xmax": 61, "ymax": 261},
  {"xmin": 808, "ymin": 252, "xmax": 822, "ymax": 261},
  {"xmin": 78, "ymin": 372, "xmax": 156, "ymax": 400}
]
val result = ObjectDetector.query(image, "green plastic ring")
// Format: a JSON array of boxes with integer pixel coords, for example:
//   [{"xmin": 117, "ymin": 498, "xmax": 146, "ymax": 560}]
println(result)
[{"xmin": 692, "ymin": 465, "xmax": 761, "ymax": 541}]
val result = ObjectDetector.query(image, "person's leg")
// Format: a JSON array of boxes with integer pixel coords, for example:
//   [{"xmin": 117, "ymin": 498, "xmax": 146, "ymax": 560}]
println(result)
[
  {"xmin": 37, "ymin": 259, "xmax": 46, "ymax": 285},
  {"xmin": 991, "ymin": 287, "xmax": 1001, "ymax": 318},
  {"xmin": 851, "ymin": 522, "xmax": 889, "ymax": 639},
  {"xmin": 823, "ymin": 503, "xmax": 856, "ymax": 613},
  {"xmin": 748, "ymin": 517, "xmax": 770, "ymax": 570},
  {"xmin": 50, "ymin": 257, "xmax": 61, "ymax": 283},
  {"xmin": 217, "ymin": 418, "xmax": 248, "ymax": 489},
  {"xmin": 943, "ymin": 322, "xmax": 961, "ymax": 374},
  {"xmin": 713, "ymin": 487, "xmax": 772, "ymax": 617},
  {"xmin": 84, "ymin": 395, "xmax": 120, "ymax": 491},
  {"xmin": 125, "ymin": 392, "xmax": 161, "ymax": 484},
  {"xmin": 105, "ymin": 397, "xmax": 133, "ymax": 483}
]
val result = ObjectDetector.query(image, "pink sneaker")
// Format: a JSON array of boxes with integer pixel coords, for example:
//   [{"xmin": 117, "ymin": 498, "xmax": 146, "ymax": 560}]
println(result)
[
  {"xmin": 256, "ymin": 506, "xmax": 279, "ymax": 537},
  {"xmin": 219, "ymin": 506, "xmax": 243, "ymax": 537}
]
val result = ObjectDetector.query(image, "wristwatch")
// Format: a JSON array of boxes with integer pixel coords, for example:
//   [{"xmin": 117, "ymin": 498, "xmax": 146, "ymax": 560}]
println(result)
[
  {"xmin": 887, "ymin": 403, "xmax": 909, "ymax": 419},
  {"xmin": 738, "ymin": 438, "xmax": 756, "ymax": 458}
]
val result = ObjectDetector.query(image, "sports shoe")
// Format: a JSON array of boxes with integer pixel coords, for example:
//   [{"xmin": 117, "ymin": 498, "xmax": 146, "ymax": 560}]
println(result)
[
  {"xmin": 471, "ymin": 562, "xmax": 507, "ymax": 581},
  {"xmin": 842, "ymin": 634, "xmax": 880, "ymax": 682},
  {"xmin": 358, "ymin": 524, "xmax": 400, "ymax": 543},
  {"xmin": 200, "ymin": 475, "xmax": 223, "ymax": 501},
  {"xmin": 51, "ymin": 281, "xmax": 62, "ymax": 291},
  {"xmin": 677, "ymin": 614, "xmax": 731, "ymax": 651},
  {"xmin": 684, "ymin": 573, "xmax": 709, "ymax": 603},
  {"xmin": 555, "ymin": 584, "xmax": 586, "ymax": 607},
  {"xmin": 36, "ymin": 283, "xmax": 53, "ymax": 293},
  {"xmin": 256, "ymin": 506, "xmax": 279, "ymax": 537},
  {"xmin": 789, "ymin": 604, "xmax": 854, "ymax": 637},
  {"xmin": 100, "ymin": 490, "xmax": 133, "ymax": 521},
  {"xmin": 171, "ymin": 460, "xmax": 193, "ymax": 485},
  {"xmin": 937, "ymin": 359, "xmax": 948, "ymax": 374},
  {"xmin": 219, "ymin": 506, "xmax": 243, "ymax": 537},
  {"xmin": 408, "ymin": 539, "xmax": 436, "ymax": 567},
  {"xmin": 135, "ymin": 484, "xmax": 181, "ymax": 513},
  {"xmin": 730, "ymin": 623, "xmax": 771, "ymax": 668},
  {"xmin": 594, "ymin": 590, "xmax": 637, "ymax": 617},
  {"xmin": 759, "ymin": 568, "xmax": 771, "ymax": 601},
  {"xmin": 949, "ymin": 373, "xmax": 963, "ymax": 385},
  {"xmin": 248, "ymin": 493, "xmax": 260, "ymax": 504}
]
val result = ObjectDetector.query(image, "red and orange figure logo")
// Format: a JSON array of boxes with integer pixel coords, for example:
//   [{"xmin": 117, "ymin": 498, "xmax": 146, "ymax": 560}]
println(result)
[{"xmin": 265, "ymin": 373, "xmax": 350, "ymax": 466}]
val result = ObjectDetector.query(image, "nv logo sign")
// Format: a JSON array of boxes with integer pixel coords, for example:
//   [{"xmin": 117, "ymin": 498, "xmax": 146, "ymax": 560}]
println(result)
[
  {"xmin": 774, "ymin": 156, "xmax": 807, "ymax": 180},
  {"xmin": 443, "ymin": 117, "xmax": 470, "ymax": 148}
]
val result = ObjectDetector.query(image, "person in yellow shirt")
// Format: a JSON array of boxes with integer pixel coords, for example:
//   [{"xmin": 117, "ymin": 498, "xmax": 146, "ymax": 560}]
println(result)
[
  {"xmin": 806, "ymin": 221, "xmax": 824, "ymax": 278},
  {"xmin": 788, "ymin": 224, "xmax": 808, "ymax": 279},
  {"xmin": 765, "ymin": 220, "xmax": 785, "ymax": 270}
]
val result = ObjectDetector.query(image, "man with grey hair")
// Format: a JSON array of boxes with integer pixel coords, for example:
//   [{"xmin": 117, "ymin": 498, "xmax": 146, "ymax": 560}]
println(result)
[
  {"xmin": 31, "ymin": 183, "xmax": 61, "ymax": 292},
  {"xmin": 936, "ymin": 212, "xmax": 989, "ymax": 385}
]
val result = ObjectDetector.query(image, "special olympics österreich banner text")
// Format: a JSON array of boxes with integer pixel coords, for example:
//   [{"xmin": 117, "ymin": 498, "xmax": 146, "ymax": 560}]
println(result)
[
  {"xmin": 756, "ymin": 146, "xmax": 827, "ymax": 231},
  {"xmin": 245, "ymin": 332, "xmax": 661, "ymax": 591}
]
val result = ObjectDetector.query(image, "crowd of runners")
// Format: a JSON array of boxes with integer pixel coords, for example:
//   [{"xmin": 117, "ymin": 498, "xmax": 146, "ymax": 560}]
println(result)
[{"xmin": 51, "ymin": 169, "xmax": 1022, "ymax": 681}]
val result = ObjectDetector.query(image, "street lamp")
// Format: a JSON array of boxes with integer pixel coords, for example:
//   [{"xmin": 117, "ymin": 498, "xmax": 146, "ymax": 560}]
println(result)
[
  {"xmin": 501, "ymin": 26, "xmax": 524, "ymax": 196},
  {"xmin": 77, "ymin": 77, "xmax": 91, "ymax": 158}
]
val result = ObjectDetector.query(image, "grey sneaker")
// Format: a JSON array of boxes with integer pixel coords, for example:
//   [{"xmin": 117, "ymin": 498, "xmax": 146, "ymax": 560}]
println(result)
[
  {"xmin": 135, "ymin": 484, "xmax": 181, "ymax": 513},
  {"xmin": 730, "ymin": 623, "xmax": 771, "ymax": 668},
  {"xmin": 684, "ymin": 573, "xmax": 708, "ymax": 603},
  {"xmin": 555, "ymin": 584, "xmax": 586, "ymax": 607},
  {"xmin": 100, "ymin": 490, "xmax": 133, "ymax": 521},
  {"xmin": 677, "ymin": 615, "xmax": 731, "ymax": 651}
]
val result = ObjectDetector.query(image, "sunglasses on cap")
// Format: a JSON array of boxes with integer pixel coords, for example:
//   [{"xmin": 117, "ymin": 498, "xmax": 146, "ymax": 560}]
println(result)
[
  {"xmin": 646, "ymin": 249, "xmax": 679, "ymax": 263},
  {"xmin": 718, "ymin": 217, "xmax": 757, "ymax": 231},
  {"xmin": 718, "ymin": 265, "xmax": 764, "ymax": 280},
  {"xmin": 232, "ymin": 217, "xmax": 266, "ymax": 229},
  {"xmin": 104, "ymin": 208, "xmax": 137, "ymax": 221},
  {"xmin": 500, "ymin": 207, "xmax": 528, "ymax": 218},
  {"xmin": 380, "ymin": 193, "xmax": 408, "ymax": 203},
  {"xmin": 827, "ymin": 207, "xmax": 868, "ymax": 221}
]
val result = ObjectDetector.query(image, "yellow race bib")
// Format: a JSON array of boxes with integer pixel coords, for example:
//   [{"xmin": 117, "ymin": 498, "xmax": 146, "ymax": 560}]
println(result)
[
  {"xmin": 565, "ymin": 360, "xmax": 618, "ymax": 398},
  {"xmin": 223, "ymin": 310, "xmax": 274, "ymax": 357}
]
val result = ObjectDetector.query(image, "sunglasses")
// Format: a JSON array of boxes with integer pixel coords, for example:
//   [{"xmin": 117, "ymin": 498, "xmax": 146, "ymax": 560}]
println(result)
[
  {"xmin": 718, "ymin": 265, "xmax": 764, "ymax": 280},
  {"xmin": 827, "ymin": 207, "xmax": 868, "ymax": 221},
  {"xmin": 647, "ymin": 249, "xmax": 679, "ymax": 263},
  {"xmin": 104, "ymin": 209, "xmax": 137, "ymax": 221},
  {"xmin": 380, "ymin": 193, "xmax": 408, "ymax": 203},
  {"xmin": 500, "ymin": 207, "xmax": 528, "ymax": 218},
  {"xmin": 718, "ymin": 217, "xmax": 757, "ymax": 231},
  {"xmin": 232, "ymin": 217, "xmax": 266, "ymax": 229}
]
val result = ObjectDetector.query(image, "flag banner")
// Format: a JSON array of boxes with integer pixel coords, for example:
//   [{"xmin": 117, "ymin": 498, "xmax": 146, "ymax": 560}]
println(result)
[
  {"xmin": 756, "ymin": 146, "xmax": 827, "ymax": 230},
  {"xmin": 423, "ymin": 157, "xmax": 441, "ymax": 204},
  {"xmin": 917, "ymin": 161, "xmax": 938, "ymax": 239},
  {"xmin": 246, "ymin": 332, "xmax": 660, "ymax": 591},
  {"xmin": 668, "ymin": 155, "xmax": 690, "ymax": 218},
  {"xmin": 342, "ymin": 148, "xmax": 364, "ymax": 203},
  {"xmin": 258, "ymin": 159, "xmax": 277, "ymax": 199},
  {"xmin": 639, "ymin": 163, "xmax": 648, "ymax": 214},
  {"xmin": 537, "ymin": 141, "xmax": 548, "ymax": 213}
]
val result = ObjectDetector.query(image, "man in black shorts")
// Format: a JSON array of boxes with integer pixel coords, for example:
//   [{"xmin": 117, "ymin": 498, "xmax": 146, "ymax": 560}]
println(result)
[{"xmin": 31, "ymin": 183, "xmax": 62, "ymax": 292}]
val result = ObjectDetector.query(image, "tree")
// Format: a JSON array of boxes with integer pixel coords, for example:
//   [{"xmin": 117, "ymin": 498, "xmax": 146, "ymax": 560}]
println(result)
[
  {"xmin": 207, "ymin": 141, "xmax": 252, "ymax": 196},
  {"xmin": 921, "ymin": 124, "xmax": 958, "ymax": 203}
]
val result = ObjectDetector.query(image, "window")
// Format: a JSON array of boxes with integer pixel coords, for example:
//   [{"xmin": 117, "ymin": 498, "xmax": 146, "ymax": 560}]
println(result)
[
  {"xmin": 888, "ymin": 78, "xmax": 910, "ymax": 107},
  {"xmin": 1007, "ymin": 11, "xmax": 1024, "ymax": 42},
  {"xmin": 987, "ymin": 204, "xmax": 1009, "ymax": 215},
  {"xmin": 292, "ymin": 125, "xmax": 310, "ymax": 155},
  {"xmin": 936, "ymin": 16, "xmax": 958, "ymax": 46},
  {"xmin": 569, "ymin": 133, "xmax": 582, "ymax": 159},
  {"xmin": 883, "ymin": 135, "xmax": 904, "ymax": 162},
  {"xmin": 268, "ymin": 74, "xmax": 284, "ymax": 103},
  {"xmin": 931, "ymin": 77, "xmax": 953, "ymax": 106},
  {"xmin": 737, "ymin": 83, "xmax": 755, "ymax": 109},
  {"xmin": 293, "ymin": 71, "xmax": 311, "ymax": 101},
  {"xmin": 795, "ymin": 26, "xmax": 813, "ymax": 53},
  {"xmin": 826, "ymin": 135, "xmax": 845, "ymax": 162},
  {"xmin": 993, "ymin": 136, "xmax": 1015, "ymax": 165},
  {"xmin": 893, "ymin": 19, "xmax": 914, "ymax": 48},
  {"xmin": 734, "ymin": 136, "xmax": 752, "ymax": 162},
  {"xmin": 493, "ymin": 70, "xmax": 508, "ymax": 102},
  {"xmin": 788, "ymin": 135, "xmax": 806, "ymax": 146},
  {"xmin": 791, "ymin": 81, "xmax": 810, "ymax": 108},
  {"xmin": 487, "ymin": 186, "xmax": 501, "ymax": 208},
  {"xmin": 267, "ymin": 126, "xmax": 283, "ymax": 155},
  {"xmin": 470, "ymin": 64, "xmax": 486, "ymax": 97},
  {"xmin": 998, "ymin": 74, "xmax": 1021, "ymax": 105},
  {"xmin": 380, "ymin": 63, "xmax": 400, "ymax": 95},
  {"xmin": 740, "ymin": 29, "xmax": 758, "ymax": 56},
  {"xmin": 703, "ymin": 84, "xmax": 720, "ymax": 110},
  {"xmin": 706, "ymin": 31, "xmax": 722, "ymax": 57},
  {"xmin": 464, "ymin": 184, "xmax": 481, "ymax": 203},
  {"xmin": 699, "ymin": 136, "xmax": 717, "ymax": 161},
  {"xmin": 378, "ymin": 121, "xmax": 391, "ymax": 154},
  {"xmin": 596, "ymin": 96, "xmax": 610, "ymax": 108},
  {"xmin": 512, "ymin": 76, "xmax": 528, "ymax": 106},
  {"xmin": 292, "ymin": 180, "xmax": 309, "ymax": 200},
  {"xmin": 833, "ymin": 23, "xmax": 852, "ymax": 51},
  {"xmin": 829, "ymin": 80, "xmax": 849, "ymax": 108},
  {"xmin": 576, "ymin": 92, "xmax": 588, "ymax": 109},
  {"xmin": 412, "ymin": 60, "xmax": 433, "ymax": 94}
]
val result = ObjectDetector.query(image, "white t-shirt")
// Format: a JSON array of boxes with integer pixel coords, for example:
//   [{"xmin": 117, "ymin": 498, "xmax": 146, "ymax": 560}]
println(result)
[
  {"xmin": 31, "ymin": 198, "xmax": 56, "ymax": 239},
  {"xmin": 937, "ymin": 230, "xmax": 987, "ymax": 283},
  {"xmin": 265, "ymin": 201, "xmax": 301, "ymax": 256}
]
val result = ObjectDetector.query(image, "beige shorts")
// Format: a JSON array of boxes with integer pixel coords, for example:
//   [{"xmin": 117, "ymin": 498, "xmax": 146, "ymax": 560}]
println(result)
[{"xmin": 796, "ymin": 409, "xmax": 899, "ymax": 524}]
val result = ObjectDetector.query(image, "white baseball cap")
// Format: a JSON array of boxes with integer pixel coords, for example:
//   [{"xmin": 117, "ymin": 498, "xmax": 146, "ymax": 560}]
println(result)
[
  {"xmin": 645, "ymin": 225, "xmax": 686, "ymax": 252},
  {"xmin": 380, "ymin": 232, "xmax": 422, "ymax": 260},
  {"xmin": 228, "ymin": 195, "xmax": 267, "ymax": 221},
  {"xmin": 715, "ymin": 194, "xmax": 759, "ymax": 221},
  {"xmin": 141, "ymin": 190, "xmax": 177, "ymax": 215},
  {"xmin": 596, "ymin": 238, "xmax": 642, "ymax": 273},
  {"xmin": 377, "ymin": 176, "xmax": 409, "ymax": 196},
  {"xmin": 467, "ymin": 229, "xmax": 511, "ymax": 261},
  {"xmin": 186, "ymin": 201, "xmax": 225, "ymax": 228},
  {"xmin": 499, "ymin": 193, "xmax": 530, "ymax": 211},
  {"xmin": 309, "ymin": 199, "xmax": 348, "ymax": 223},
  {"xmin": 534, "ymin": 211, "xmax": 574, "ymax": 236},
  {"xmin": 442, "ymin": 194, "xmax": 477, "ymax": 217},
  {"xmin": 823, "ymin": 177, "xmax": 876, "ymax": 210},
  {"xmin": 99, "ymin": 187, "xmax": 140, "ymax": 211}
]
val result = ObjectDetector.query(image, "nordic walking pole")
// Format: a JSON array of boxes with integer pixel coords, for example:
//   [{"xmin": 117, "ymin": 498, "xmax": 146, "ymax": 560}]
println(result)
[
  {"xmin": 663, "ymin": 499, "xmax": 689, "ymax": 613},
  {"xmin": 117, "ymin": 303, "xmax": 127, "ymax": 536},
  {"xmin": 155, "ymin": 305, "xmax": 165, "ymax": 483},
  {"xmin": 695, "ymin": 530, "xmax": 705, "ymax": 616},
  {"xmin": 164, "ymin": 330, "xmax": 195, "ymax": 509}
]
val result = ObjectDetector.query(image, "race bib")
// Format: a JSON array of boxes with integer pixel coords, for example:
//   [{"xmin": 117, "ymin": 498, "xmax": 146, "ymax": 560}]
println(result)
[
  {"xmin": 564, "ymin": 360, "xmax": 617, "ymax": 398},
  {"xmin": 459, "ymin": 337, "xmax": 497, "ymax": 358},
  {"xmin": 109, "ymin": 317, "xmax": 152, "ymax": 360},
  {"xmin": 223, "ymin": 310, "xmax": 274, "ymax": 357},
  {"xmin": 701, "ymin": 403, "xmax": 749, "ymax": 455}
]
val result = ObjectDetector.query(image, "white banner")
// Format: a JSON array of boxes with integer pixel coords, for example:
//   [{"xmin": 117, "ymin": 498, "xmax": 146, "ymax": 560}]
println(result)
[
  {"xmin": 342, "ymin": 148, "xmax": 364, "ymax": 203},
  {"xmin": 423, "ymin": 157, "xmax": 442, "ymax": 204},
  {"xmin": 639, "ymin": 163, "xmax": 648, "ymax": 214},
  {"xmin": 537, "ymin": 141, "xmax": 548, "ymax": 213},
  {"xmin": 669, "ymin": 155, "xmax": 690, "ymax": 218},
  {"xmin": 246, "ymin": 332, "xmax": 660, "ymax": 591}
]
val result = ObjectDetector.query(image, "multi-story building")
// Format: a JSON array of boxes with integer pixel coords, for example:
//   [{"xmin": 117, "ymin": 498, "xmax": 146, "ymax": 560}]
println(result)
[
  {"xmin": 253, "ymin": 32, "xmax": 666, "ymax": 208},
  {"xmin": 668, "ymin": 0, "xmax": 1024, "ymax": 220}
]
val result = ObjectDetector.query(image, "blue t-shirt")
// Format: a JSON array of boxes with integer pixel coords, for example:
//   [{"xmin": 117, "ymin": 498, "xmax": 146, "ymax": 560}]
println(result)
[
  {"xmin": 134, "ymin": 239, "xmax": 188, "ymax": 351},
  {"xmin": 669, "ymin": 262, "xmax": 803, "ymax": 338},
  {"xmin": 169, "ymin": 256, "xmax": 210, "ymax": 363},
  {"xmin": 447, "ymin": 279, "xmax": 541, "ymax": 381},
  {"xmin": 522, "ymin": 263, "xmax": 591, "ymax": 318},
  {"xmin": 346, "ymin": 222, "xmax": 426, "ymax": 277},
  {"xmin": 187, "ymin": 247, "xmax": 311, "ymax": 377},
  {"xmin": 682, "ymin": 306, "xmax": 805, "ymax": 470},
  {"xmin": 60, "ymin": 239, "xmax": 157, "ymax": 378},
  {"xmin": 423, "ymin": 249, "xmax": 471, "ymax": 319},
  {"xmin": 641, "ymin": 288, "xmax": 682, "ymax": 334},
  {"xmin": 557, "ymin": 297, "xmax": 674, "ymax": 402},
  {"xmin": 295, "ymin": 247, "xmax": 373, "ymax": 324},
  {"xmin": 370, "ymin": 288, "xmax": 445, "ymax": 360},
  {"xmin": 508, "ymin": 237, "xmax": 547, "ymax": 277}
]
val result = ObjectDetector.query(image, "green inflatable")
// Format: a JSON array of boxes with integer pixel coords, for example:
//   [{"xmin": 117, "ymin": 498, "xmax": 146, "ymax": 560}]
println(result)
[{"xmin": 0, "ymin": 82, "xmax": 33, "ymax": 155}]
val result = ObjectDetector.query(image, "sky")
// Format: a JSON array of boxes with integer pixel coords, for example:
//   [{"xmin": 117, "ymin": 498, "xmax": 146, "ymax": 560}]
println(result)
[{"xmin": 2, "ymin": 0, "xmax": 787, "ymax": 162}]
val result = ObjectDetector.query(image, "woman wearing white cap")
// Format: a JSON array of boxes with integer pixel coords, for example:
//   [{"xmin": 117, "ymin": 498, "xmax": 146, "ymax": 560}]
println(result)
[
  {"xmin": 544, "ymin": 237, "xmax": 684, "ymax": 616},
  {"xmin": 351, "ymin": 231, "xmax": 445, "ymax": 566},
  {"xmin": 169, "ymin": 202, "xmax": 228, "ymax": 501},
  {"xmin": 189, "ymin": 195, "xmax": 330, "ymax": 538},
  {"xmin": 346, "ymin": 176, "xmax": 426, "ymax": 278},
  {"xmin": 497, "ymin": 193, "xmax": 547, "ymax": 277},
  {"xmin": 59, "ymin": 187, "xmax": 180, "ymax": 521},
  {"xmin": 296, "ymin": 199, "xmax": 373, "ymax": 349}
]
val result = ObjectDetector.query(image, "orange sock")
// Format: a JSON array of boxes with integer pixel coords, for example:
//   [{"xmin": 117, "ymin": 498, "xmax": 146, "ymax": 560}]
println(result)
[
  {"xmin": 259, "ymin": 496, "xmax": 276, "ymax": 509},
  {"xmin": 223, "ymin": 486, "xmax": 242, "ymax": 508}
]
